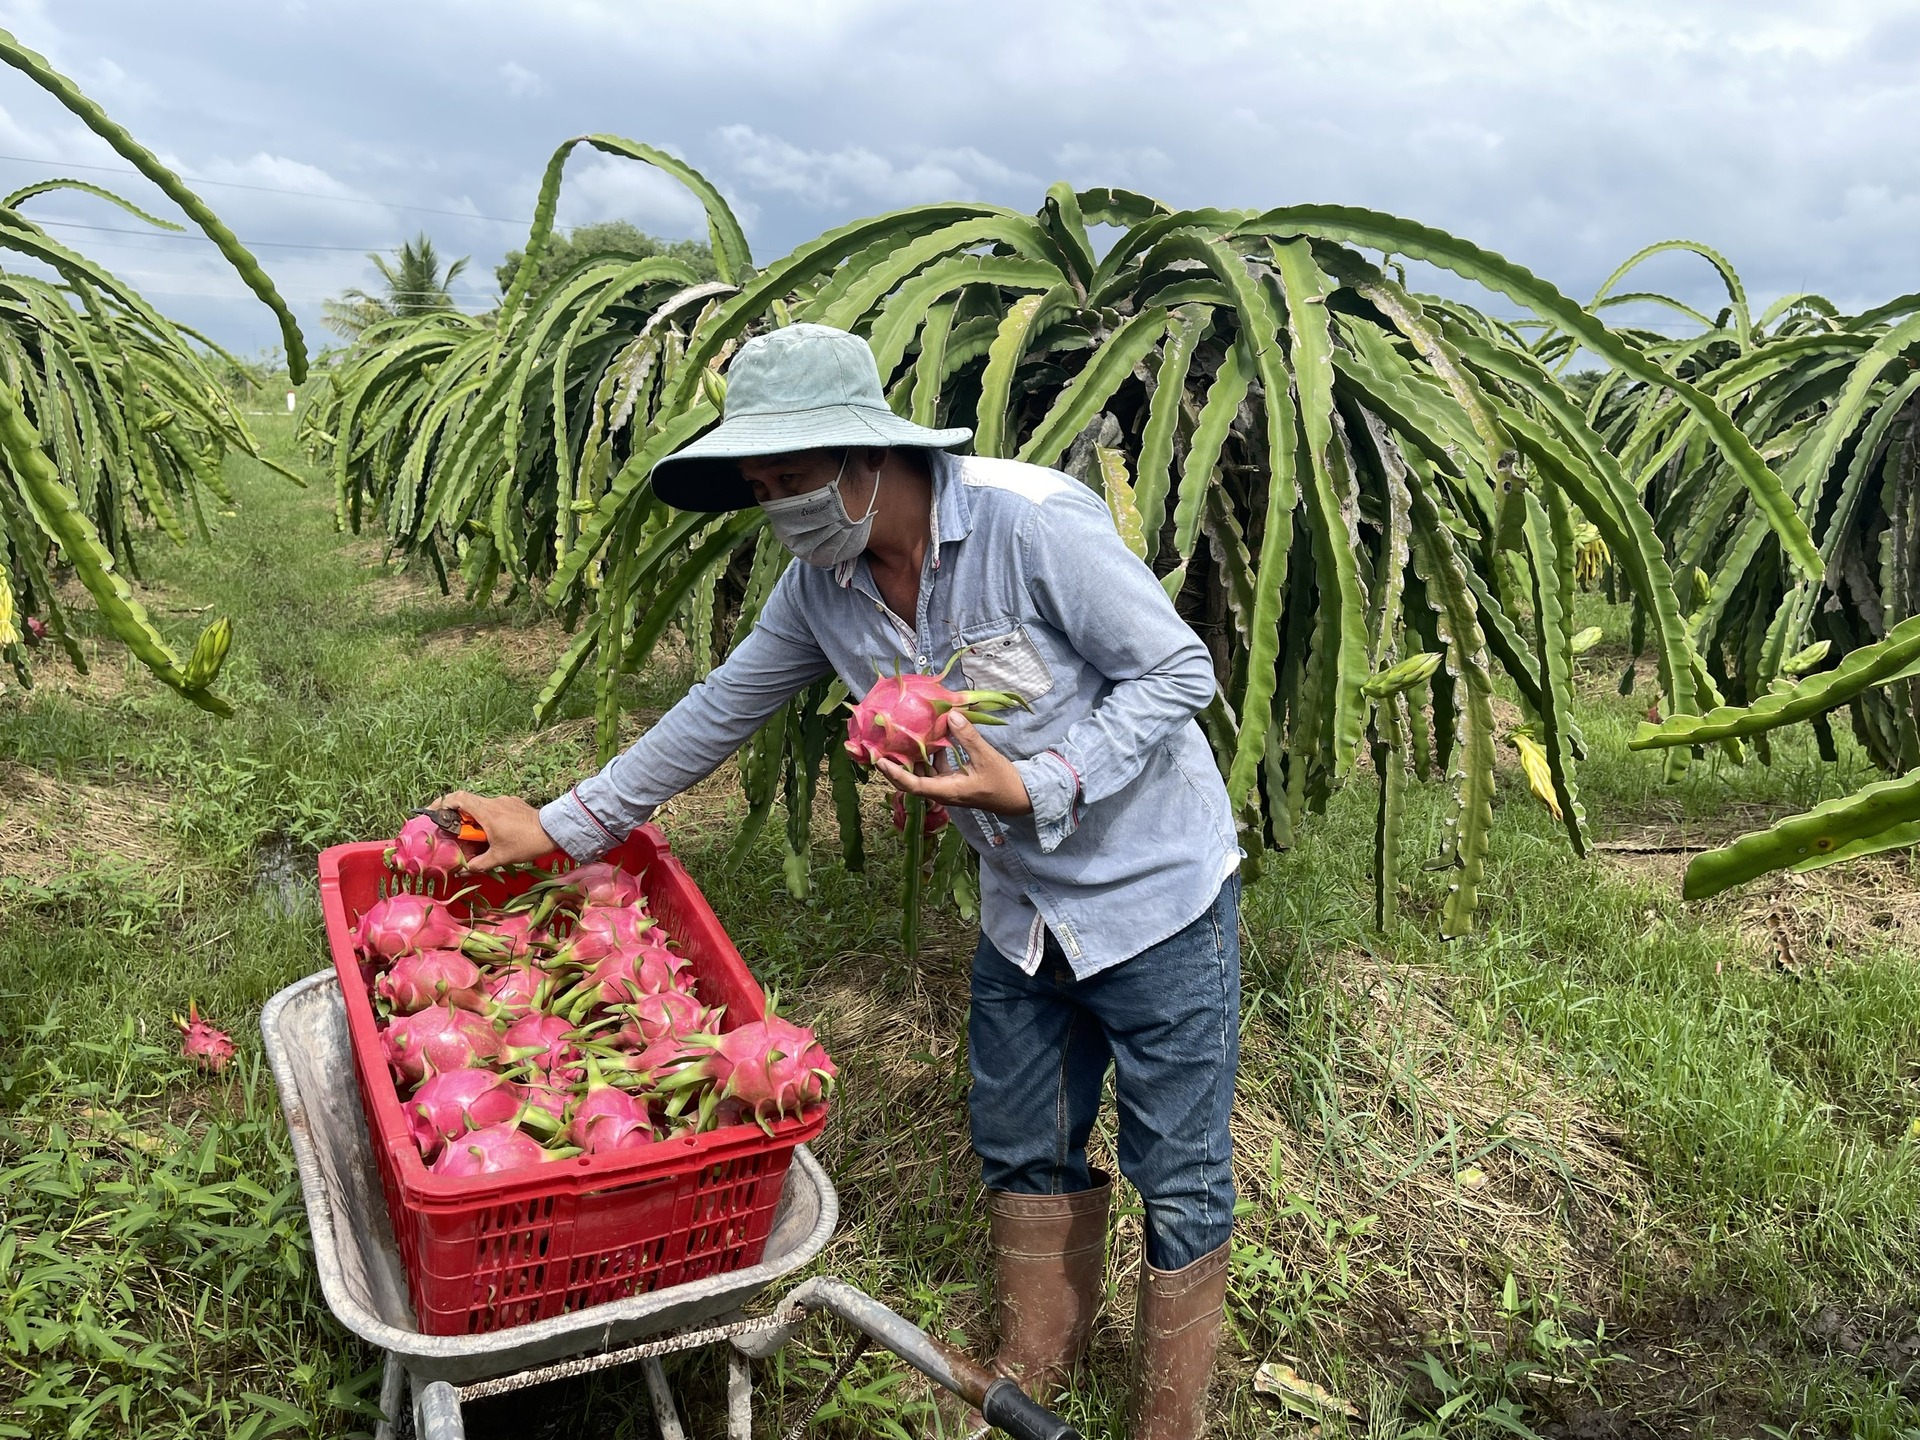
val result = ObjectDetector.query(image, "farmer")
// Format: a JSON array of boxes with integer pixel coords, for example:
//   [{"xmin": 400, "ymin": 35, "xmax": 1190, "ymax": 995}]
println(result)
[{"xmin": 443, "ymin": 323, "xmax": 1240, "ymax": 1438}]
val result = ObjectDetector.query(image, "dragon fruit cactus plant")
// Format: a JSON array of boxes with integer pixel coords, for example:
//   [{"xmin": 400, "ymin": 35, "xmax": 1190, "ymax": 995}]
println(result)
[
  {"xmin": 383, "ymin": 1003, "xmax": 503, "ymax": 1085},
  {"xmin": 406, "ymin": 1068, "xmax": 523, "ymax": 1161},
  {"xmin": 175, "ymin": 1001, "xmax": 235, "ymax": 1074},
  {"xmin": 386, "ymin": 813, "xmax": 482, "ymax": 887},
  {"xmin": 376, "ymin": 949, "xmax": 489, "ymax": 1014},
  {"xmin": 843, "ymin": 657, "xmax": 1026, "ymax": 770}
]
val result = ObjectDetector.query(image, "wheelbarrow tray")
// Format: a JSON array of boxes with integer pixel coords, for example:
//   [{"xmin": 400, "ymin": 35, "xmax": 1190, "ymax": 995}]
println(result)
[{"xmin": 261, "ymin": 971, "xmax": 839, "ymax": 1388}]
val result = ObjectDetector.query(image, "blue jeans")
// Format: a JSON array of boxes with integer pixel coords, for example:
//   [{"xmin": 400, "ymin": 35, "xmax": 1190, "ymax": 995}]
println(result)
[{"xmin": 967, "ymin": 878, "xmax": 1241, "ymax": 1271}]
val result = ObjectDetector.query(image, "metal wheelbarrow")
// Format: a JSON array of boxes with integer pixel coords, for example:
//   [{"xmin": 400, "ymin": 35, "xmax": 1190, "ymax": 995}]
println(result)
[{"xmin": 261, "ymin": 971, "xmax": 1079, "ymax": 1440}]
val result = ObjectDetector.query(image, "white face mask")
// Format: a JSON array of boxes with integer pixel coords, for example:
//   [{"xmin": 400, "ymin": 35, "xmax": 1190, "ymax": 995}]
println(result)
[{"xmin": 758, "ymin": 451, "xmax": 881, "ymax": 567}]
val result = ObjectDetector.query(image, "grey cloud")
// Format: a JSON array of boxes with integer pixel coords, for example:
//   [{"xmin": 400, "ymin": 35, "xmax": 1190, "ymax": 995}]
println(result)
[{"xmin": 0, "ymin": 0, "xmax": 1911, "ymax": 349}]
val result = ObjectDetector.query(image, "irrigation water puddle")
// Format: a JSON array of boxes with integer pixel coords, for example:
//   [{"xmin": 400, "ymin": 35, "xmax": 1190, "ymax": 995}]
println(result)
[{"xmin": 254, "ymin": 833, "xmax": 318, "ymax": 919}]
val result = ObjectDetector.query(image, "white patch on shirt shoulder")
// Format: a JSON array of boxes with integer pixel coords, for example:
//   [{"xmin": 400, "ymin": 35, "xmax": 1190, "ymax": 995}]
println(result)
[{"xmin": 960, "ymin": 456, "xmax": 1071, "ymax": 506}]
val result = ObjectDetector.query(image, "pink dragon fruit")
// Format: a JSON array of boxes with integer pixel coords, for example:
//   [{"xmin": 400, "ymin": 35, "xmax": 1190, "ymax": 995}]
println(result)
[
  {"xmin": 567, "ymin": 1059, "xmax": 657, "ymax": 1154},
  {"xmin": 467, "ymin": 910, "xmax": 548, "ymax": 961},
  {"xmin": 386, "ymin": 814, "xmax": 482, "ymax": 887},
  {"xmin": 600, "ymin": 1034, "xmax": 702, "ymax": 1087},
  {"xmin": 377, "ymin": 949, "xmax": 488, "ymax": 1013},
  {"xmin": 843, "ymin": 661, "xmax": 1025, "ymax": 770},
  {"xmin": 24, "ymin": 616, "xmax": 47, "ymax": 645},
  {"xmin": 354, "ymin": 893, "xmax": 470, "ymax": 962},
  {"xmin": 516, "ymin": 1077, "xmax": 573, "ymax": 1124},
  {"xmin": 382, "ymin": 1004, "xmax": 503, "ymax": 1085},
  {"xmin": 555, "ymin": 938, "xmax": 690, "ymax": 1021},
  {"xmin": 175, "ymin": 1001, "xmax": 235, "ymax": 1074},
  {"xmin": 550, "ymin": 861, "xmax": 648, "ymax": 910},
  {"xmin": 890, "ymin": 793, "xmax": 950, "ymax": 835},
  {"xmin": 614, "ymin": 988, "xmax": 713, "ymax": 1050},
  {"xmin": 481, "ymin": 960, "xmax": 551, "ymax": 1020},
  {"xmin": 430, "ymin": 1122, "xmax": 575, "ymax": 1178},
  {"xmin": 668, "ymin": 1016, "xmax": 837, "ymax": 1133},
  {"xmin": 502, "ymin": 1012, "xmax": 583, "ymax": 1077},
  {"xmin": 406, "ymin": 1068, "xmax": 522, "ymax": 1161},
  {"xmin": 547, "ymin": 904, "xmax": 656, "ymax": 968}
]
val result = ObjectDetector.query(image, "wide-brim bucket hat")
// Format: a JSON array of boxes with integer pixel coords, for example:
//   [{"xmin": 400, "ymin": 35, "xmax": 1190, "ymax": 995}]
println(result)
[{"xmin": 650, "ymin": 322, "xmax": 972, "ymax": 512}]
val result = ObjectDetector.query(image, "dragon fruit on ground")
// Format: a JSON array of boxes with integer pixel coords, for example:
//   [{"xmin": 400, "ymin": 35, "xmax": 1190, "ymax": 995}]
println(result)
[
  {"xmin": 843, "ymin": 663, "xmax": 1026, "ymax": 770},
  {"xmin": 377, "ymin": 949, "xmax": 488, "ymax": 1014},
  {"xmin": 431, "ymin": 1122, "xmax": 576, "ymax": 1177},
  {"xmin": 383, "ymin": 1004, "xmax": 503, "ymax": 1085},
  {"xmin": 890, "ymin": 793, "xmax": 950, "ymax": 835},
  {"xmin": 386, "ymin": 814, "xmax": 482, "ymax": 887},
  {"xmin": 407, "ymin": 1068, "xmax": 523, "ymax": 1160},
  {"xmin": 175, "ymin": 1001, "xmax": 235, "ymax": 1074}
]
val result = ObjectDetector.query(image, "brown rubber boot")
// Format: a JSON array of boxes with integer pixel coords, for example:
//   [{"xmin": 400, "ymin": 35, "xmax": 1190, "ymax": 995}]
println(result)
[
  {"xmin": 936, "ymin": 1173, "xmax": 1112, "ymax": 1437},
  {"xmin": 987, "ymin": 1170, "xmax": 1113, "ymax": 1395},
  {"xmin": 1129, "ymin": 1240, "xmax": 1230, "ymax": 1440}
]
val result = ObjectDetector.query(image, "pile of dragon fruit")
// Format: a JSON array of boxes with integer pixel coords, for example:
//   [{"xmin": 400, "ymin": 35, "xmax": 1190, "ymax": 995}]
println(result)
[{"xmin": 356, "ymin": 816, "xmax": 836, "ymax": 1179}]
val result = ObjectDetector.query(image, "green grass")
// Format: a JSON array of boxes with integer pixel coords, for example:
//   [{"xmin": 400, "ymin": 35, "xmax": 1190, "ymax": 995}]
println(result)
[{"xmin": 3, "ymin": 418, "xmax": 1918, "ymax": 1438}]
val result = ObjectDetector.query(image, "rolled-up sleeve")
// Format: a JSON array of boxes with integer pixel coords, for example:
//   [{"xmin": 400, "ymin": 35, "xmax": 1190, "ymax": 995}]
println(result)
[
  {"xmin": 539, "ymin": 568, "xmax": 831, "ymax": 860},
  {"xmin": 1017, "ymin": 491, "xmax": 1217, "ymax": 850}
]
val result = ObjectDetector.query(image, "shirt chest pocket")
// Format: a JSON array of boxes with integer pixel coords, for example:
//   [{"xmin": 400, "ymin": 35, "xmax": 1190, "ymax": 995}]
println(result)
[{"xmin": 957, "ymin": 625, "xmax": 1055, "ymax": 705}]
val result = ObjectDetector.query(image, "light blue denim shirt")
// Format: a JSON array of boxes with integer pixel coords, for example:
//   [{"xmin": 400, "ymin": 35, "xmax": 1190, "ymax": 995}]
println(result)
[{"xmin": 539, "ymin": 451, "xmax": 1240, "ymax": 979}]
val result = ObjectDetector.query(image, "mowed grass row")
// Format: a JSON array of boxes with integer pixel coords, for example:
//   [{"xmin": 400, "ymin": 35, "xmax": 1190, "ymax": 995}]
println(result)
[{"xmin": 0, "ymin": 417, "xmax": 1916, "ymax": 1439}]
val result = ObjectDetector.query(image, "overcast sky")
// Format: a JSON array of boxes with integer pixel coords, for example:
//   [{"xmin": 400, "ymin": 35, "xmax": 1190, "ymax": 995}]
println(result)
[{"xmin": 0, "ymin": 0, "xmax": 1912, "ymax": 357}]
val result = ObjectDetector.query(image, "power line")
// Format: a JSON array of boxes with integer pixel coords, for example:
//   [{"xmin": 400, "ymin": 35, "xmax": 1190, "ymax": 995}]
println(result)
[
  {"xmin": 0, "ymin": 149, "xmax": 531, "ymax": 226},
  {"xmin": 26, "ymin": 216, "xmax": 432, "ymax": 252}
]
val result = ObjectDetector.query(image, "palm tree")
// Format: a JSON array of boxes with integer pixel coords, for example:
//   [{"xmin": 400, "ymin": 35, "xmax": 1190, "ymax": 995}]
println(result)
[{"xmin": 322, "ymin": 233, "xmax": 469, "ymax": 339}]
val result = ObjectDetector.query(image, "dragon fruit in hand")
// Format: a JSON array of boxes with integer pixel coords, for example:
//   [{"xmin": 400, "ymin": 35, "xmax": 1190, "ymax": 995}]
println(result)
[{"xmin": 843, "ymin": 659, "xmax": 1026, "ymax": 770}]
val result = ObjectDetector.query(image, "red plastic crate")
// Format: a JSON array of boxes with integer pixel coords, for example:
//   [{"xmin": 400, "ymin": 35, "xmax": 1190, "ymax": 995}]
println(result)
[{"xmin": 317, "ymin": 825, "xmax": 829, "ymax": 1336}]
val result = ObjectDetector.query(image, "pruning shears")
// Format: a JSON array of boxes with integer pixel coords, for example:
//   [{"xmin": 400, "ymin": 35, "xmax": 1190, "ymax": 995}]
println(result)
[{"xmin": 414, "ymin": 806, "xmax": 487, "ymax": 843}]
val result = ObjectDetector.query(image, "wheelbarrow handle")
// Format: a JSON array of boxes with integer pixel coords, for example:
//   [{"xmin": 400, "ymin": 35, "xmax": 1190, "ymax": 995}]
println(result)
[
  {"xmin": 771, "ymin": 1277, "xmax": 1083, "ymax": 1440},
  {"xmin": 981, "ymin": 1375, "xmax": 1081, "ymax": 1440}
]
